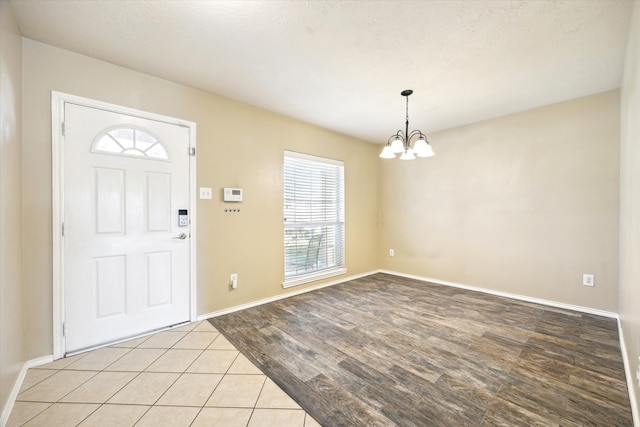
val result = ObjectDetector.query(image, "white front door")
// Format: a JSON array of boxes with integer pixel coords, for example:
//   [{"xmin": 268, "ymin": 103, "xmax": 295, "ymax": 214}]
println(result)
[{"xmin": 63, "ymin": 102, "xmax": 192, "ymax": 353}]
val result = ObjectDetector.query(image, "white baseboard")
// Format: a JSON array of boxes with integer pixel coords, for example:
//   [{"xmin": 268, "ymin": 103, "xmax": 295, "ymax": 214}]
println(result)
[
  {"xmin": 26, "ymin": 355, "xmax": 55, "ymax": 368},
  {"xmin": 379, "ymin": 269, "xmax": 618, "ymax": 318},
  {"xmin": 197, "ymin": 269, "xmax": 378, "ymax": 321},
  {"xmin": 0, "ymin": 363, "xmax": 28, "ymax": 427},
  {"xmin": 201, "ymin": 268, "xmax": 618, "ymax": 321},
  {"xmin": 618, "ymin": 319, "xmax": 640, "ymax": 427},
  {"xmin": 0, "ymin": 355, "xmax": 54, "ymax": 426}
]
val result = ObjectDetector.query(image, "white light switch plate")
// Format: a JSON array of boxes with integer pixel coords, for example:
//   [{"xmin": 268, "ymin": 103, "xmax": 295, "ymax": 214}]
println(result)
[{"xmin": 199, "ymin": 187, "xmax": 212, "ymax": 200}]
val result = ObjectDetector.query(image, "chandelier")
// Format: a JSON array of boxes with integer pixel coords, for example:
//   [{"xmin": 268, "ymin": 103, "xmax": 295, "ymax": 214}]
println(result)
[{"xmin": 379, "ymin": 89, "xmax": 434, "ymax": 160}]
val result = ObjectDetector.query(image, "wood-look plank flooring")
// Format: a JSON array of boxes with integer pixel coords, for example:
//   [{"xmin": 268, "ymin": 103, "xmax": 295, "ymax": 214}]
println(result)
[{"xmin": 209, "ymin": 273, "xmax": 633, "ymax": 426}]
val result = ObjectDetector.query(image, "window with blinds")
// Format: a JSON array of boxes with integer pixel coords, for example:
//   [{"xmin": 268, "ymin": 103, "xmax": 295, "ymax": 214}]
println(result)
[{"xmin": 283, "ymin": 151, "xmax": 346, "ymax": 287}]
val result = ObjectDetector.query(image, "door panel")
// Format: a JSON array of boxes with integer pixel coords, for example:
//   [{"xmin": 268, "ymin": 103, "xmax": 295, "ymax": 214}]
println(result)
[
  {"xmin": 95, "ymin": 168, "xmax": 125, "ymax": 234},
  {"xmin": 64, "ymin": 103, "xmax": 191, "ymax": 353},
  {"xmin": 95, "ymin": 255, "xmax": 126, "ymax": 318}
]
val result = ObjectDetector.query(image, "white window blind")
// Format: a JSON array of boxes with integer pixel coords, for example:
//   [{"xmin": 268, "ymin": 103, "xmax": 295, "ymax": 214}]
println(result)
[{"xmin": 283, "ymin": 151, "xmax": 345, "ymax": 287}]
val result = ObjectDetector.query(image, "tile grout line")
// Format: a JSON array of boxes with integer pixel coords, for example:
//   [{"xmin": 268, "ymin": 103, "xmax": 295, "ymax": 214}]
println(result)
[
  {"xmin": 244, "ymin": 372, "xmax": 270, "ymax": 427},
  {"xmin": 129, "ymin": 327, "xmax": 214, "ymax": 424},
  {"xmin": 147, "ymin": 332, "xmax": 217, "ymax": 426},
  {"xmin": 192, "ymin": 325, "xmax": 263, "ymax": 427},
  {"xmin": 134, "ymin": 325, "xmax": 229, "ymax": 426}
]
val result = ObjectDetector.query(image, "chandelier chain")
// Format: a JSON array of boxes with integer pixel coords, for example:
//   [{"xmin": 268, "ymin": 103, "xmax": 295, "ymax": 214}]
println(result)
[{"xmin": 406, "ymin": 95, "xmax": 410, "ymax": 124}]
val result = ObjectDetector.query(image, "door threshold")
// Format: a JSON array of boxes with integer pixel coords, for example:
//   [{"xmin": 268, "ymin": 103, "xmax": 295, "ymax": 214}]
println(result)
[{"xmin": 64, "ymin": 320, "xmax": 192, "ymax": 357}]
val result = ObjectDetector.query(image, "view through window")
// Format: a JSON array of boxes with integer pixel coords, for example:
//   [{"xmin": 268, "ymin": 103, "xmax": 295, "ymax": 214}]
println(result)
[{"xmin": 283, "ymin": 151, "xmax": 345, "ymax": 286}]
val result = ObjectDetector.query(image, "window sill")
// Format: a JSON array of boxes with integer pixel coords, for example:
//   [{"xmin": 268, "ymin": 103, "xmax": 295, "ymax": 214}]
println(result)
[{"xmin": 282, "ymin": 267, "xmax": 347, "ymax": 289}]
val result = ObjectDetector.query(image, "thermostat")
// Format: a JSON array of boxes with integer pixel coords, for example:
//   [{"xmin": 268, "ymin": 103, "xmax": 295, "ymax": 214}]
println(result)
[{"xmin": 223, "ymin": 187, "xmax": 243, "ymax": 202}]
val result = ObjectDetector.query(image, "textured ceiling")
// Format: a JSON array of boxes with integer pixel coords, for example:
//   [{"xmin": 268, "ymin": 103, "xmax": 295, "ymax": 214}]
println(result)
[{"xmin": 9, "ymin": 0, "xmax": 634, "ymax": 144}]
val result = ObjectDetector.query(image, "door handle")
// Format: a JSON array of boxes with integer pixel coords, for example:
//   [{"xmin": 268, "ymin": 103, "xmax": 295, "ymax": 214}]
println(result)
[{"xmin": 172, "ymin": 233, "xmax": 187, "ymax": 240}]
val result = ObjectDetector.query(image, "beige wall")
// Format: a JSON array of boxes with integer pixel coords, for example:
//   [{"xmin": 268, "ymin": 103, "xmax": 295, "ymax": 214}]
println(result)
[
  {"xmin": 21, "ymin": 39, "xmax": 379, "ymax": 359},
  {"xmin": 0, "ymin": 0, "xmax": 25, "ymax": 417},
  {"xmin": 619, "ymin": 1, "xmax": 640, "ymax": 420},
  {"xmin": 379, "ymin": 91, "xmax": 620, "ymax": 312}
]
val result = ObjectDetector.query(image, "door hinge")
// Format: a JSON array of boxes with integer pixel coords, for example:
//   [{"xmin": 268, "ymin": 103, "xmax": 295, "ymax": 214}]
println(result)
[
  {"xmin": 62, "ymin": 222, "xmax": 65, "ymax": 237},
  {"xmin": 62, "ymin": 322, "xmax": 67, "ymax": 337},
  {"xmin": 61, "ymin": 122, "xmax": 66, "ymax": 136},
  {"xmin": 189, "ymin": 147, "xmax": 196, "ymax": 156}
]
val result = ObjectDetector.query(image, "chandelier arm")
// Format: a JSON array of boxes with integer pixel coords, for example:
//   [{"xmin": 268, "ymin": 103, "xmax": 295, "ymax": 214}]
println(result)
[
  {"xmin": 407, "ymin": 130, "xmax": 425, "ymax": 142},
  {"xmin": 388, "ymin": 131, "xmax": 406, "ymax": 144}
]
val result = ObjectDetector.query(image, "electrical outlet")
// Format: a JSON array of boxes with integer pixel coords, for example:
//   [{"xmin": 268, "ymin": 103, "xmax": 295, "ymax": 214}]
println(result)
[
  {"xmin": 582, "ymin": 274, "xmax": 594, "ymax": 287},
  {"xmin": 389, "ymin": 249, "xmax": 394, "ymax": 257},
  {"xmin": 230, "ymin": 273, "xmax": 238, "ymax": 289}
]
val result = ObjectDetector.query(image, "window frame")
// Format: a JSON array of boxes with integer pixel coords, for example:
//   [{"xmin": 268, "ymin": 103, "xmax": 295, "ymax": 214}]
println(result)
[
  {"xmin": 91, "ymin": 125, "xmax": 170, "ymax": 161},
  {"xmin": 282, "ymin": 150, "xmax": 346, "ymax": 288}
]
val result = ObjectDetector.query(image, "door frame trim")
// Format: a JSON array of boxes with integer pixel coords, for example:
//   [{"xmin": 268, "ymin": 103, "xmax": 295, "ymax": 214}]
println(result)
[{"xmin": 51, "ymin": 91, "xmax": 197, "ymax": 359}]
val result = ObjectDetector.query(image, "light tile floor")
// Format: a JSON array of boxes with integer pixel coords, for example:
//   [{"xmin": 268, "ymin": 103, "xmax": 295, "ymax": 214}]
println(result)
[{"xmin": 7, "ymin": 321, "xmax": 322, "ymax": 427}]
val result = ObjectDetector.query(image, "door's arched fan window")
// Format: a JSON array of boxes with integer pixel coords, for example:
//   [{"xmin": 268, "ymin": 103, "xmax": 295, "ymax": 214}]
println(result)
[
  {"xmin": 92, "ymin": 127, "xmax": 169, "ymax": 160},
  {"xmin": 283, "ymin": 151, "xmax": 345, "ymax": 288}
]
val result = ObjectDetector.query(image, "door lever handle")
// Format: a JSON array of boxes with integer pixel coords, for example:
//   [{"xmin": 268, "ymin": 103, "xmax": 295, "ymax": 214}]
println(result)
[{"xmin": 172, "ymin": 233, "xmax": 187, "ymax": 240}]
